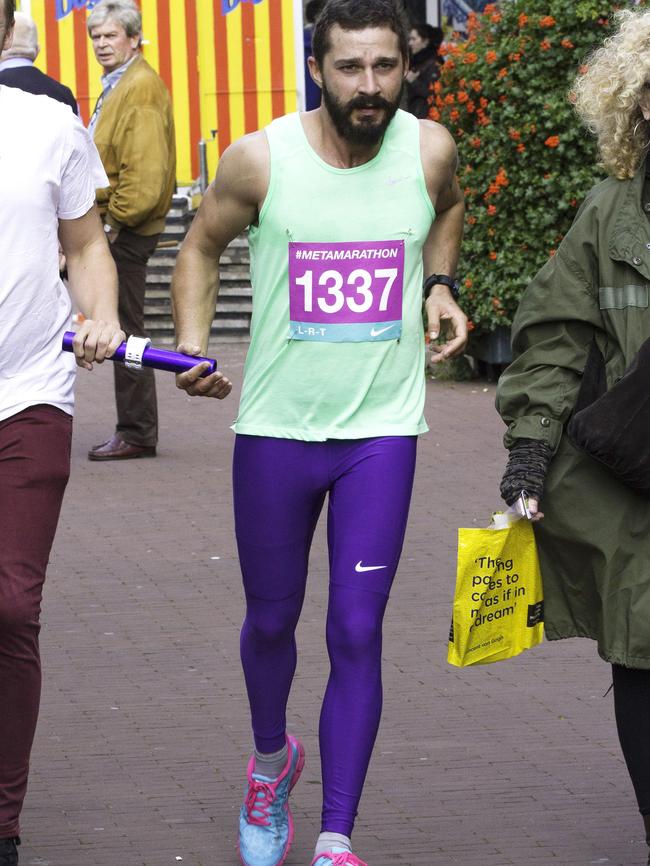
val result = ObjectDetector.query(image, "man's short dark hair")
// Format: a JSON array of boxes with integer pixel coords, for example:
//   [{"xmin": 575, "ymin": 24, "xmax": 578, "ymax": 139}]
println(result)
[
  {"xmin": 305, "ymin": 0, "xmax": 324, "ymax": 26},
  {"xmin": 4, "ymin": 0, "xmax": 15, "ymax": 28},
  {"xmin": 312, "ymin": 0, "xmax": 409, "ymax": 67}
]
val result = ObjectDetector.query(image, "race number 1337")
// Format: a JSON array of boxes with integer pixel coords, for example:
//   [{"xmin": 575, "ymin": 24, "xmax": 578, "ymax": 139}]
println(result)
[{"xmin": 288, "ymin": 240, "xmax": 404, "ymax": 342}]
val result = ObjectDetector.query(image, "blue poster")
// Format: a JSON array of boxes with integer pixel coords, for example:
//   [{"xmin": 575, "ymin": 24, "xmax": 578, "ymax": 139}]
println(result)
[{"xmin": 442, "ymin": 0, "xmax": 490, "ymax": 30}]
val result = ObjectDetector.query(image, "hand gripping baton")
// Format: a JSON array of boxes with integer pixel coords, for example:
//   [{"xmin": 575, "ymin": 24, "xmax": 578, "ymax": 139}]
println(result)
[{"xmin": 62, "ymin": 331, "xmax": 217, "ymax": 377}]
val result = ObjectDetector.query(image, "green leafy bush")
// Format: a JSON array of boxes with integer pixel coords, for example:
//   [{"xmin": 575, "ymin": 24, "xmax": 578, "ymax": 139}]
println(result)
[{"xmin": 431, "ymin": 0, "xmax": 629, "ymax": 337}]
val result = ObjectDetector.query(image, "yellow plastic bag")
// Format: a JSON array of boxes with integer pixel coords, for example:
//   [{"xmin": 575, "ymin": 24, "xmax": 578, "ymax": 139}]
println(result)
[{"xmin": 447, "ymin": 511, "xmax": 544, "ymax": 667}]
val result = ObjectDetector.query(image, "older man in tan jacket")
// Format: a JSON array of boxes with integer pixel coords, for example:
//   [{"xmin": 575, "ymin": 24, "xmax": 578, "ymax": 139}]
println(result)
[{"xmin": 87, "ymin": 0, "xmax": 175, "ymax": 461}]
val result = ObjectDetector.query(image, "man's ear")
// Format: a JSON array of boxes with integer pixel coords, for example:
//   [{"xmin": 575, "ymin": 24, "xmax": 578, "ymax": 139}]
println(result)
[{"xmin": 307, "ymin": 55, "xmax": 323, "ymax": 90}]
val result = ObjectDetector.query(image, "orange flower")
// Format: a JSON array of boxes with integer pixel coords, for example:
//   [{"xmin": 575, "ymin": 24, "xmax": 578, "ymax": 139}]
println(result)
[
  {"xmin": 467, "ymin": 320, "xmax": 476, "ymax": 332},
  {"xmin": 549, "ymin": 249, "xmax": 556, "ymax": 257},
  {"xmin": 483, "ymin": 2, "xmax": 497, "ymax": 13},
  {"xmin": 450, "ymin": 109, "xmax": 460, "ymax": 122},
  {"xmin": 433, "ymin": 80, "xmax": 442, "ymax": 94},
  {"xmin": 539, "ymin": 15, "xmax": 556, "ymax": 27},
  {"xmin": 443, "ymin": 58, "xmax": 456, "ymax": 71},
  {"xmin": 489, "ymin": 252, "xmax": 497, "ymax": 261},
  {"xmin": 517, "ymin": 143, "xmax": 526, "ymax": 153},
  {"xmin": 518, "ymin": 12, "xmax": 528, "ymax": 27},
  {"xmin": 466, "ymin": 100, "xmax": 476, "ymax": 113},
  {"xmin": 508, "ymin": 129, "xmax": 521, "ymax": 141},
  {"xmin": 457, "ymin": 90, "xmax": 469, "ymax": 103},
  {"xmin": 429, "ymin": 108, "xmax": 441, "ymax": 121},
  {"xmin": 463, "ymin": 52, "xmax": 478, "ymax": 64},
  {"xmin": 467, "ymin": 215, "xmax": 477, "ymax": 225},
  {"xmin": 470, "ymin": 137, "xmax": 481, "ymax": 148},
  {"xmin": 491, "ymin": 296, "xmax": 501, "ymax": 307},
  {"xmin": 540, "ymin": 39, "xmax": 551, "ymax": 51},
  {"xmin": 487, "ymin": 204, "xmax": 497, "ymax": 215},
  {"xmin": 495, "ymin": 167, "xmax": 508, "ymax": 186},
  {"xmin": 479, "ymin": 96, "xmax": 489, "ymax": 109},
  {"xmin": 444, "ymin": 93, "xmax": 456, "ymax": 105},
  {"xmin": 497, "ymin": 67, "xmax": 508, "ymax": 79},
  {"xmin": 544, "ymin": 135, "xmax": 560, "ymax": 148},
  {"xmin": 491, "ymin": 12, "xmax": 502, "ymax": 24},
  {"xmin": 485, "ymin": 50, "xmax": 497, "ymax": 64},
  {"xmin": 470, "ymin": 79, "xmax": 482, "ymax": 92},
  {"xmin": 508, "ymin": 52, "xmax": 522, "ymax": 62},
  {"xmin": 477, "ymin": 112, "xmax": 491, "ymax": 126},
  {"xmin": 464, "ymin": 278, "xmax": 473, "ymax": 288},
  {"xmin": 561, "ymin": 38, "xmax": 574, "ymax": 49}
]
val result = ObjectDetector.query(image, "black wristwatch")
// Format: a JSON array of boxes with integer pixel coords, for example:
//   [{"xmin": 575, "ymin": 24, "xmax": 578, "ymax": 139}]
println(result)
[{"xmin": 423, "ymin": 273, "xmax": 460, "ymax": 301}]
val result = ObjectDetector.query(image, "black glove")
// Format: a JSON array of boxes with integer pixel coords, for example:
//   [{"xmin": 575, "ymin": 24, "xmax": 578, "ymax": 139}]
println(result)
[{"xmin": 500, "ymin": 438, "xmax": 553, "ymax": 506}]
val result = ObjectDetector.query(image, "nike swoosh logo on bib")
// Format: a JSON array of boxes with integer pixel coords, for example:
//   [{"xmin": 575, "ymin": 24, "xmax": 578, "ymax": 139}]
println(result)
[
  {"xmin": 355, "ymin": 561, "xmax": 387, "ymax": 572},
  {"xmin": 370, "ymin": 325, "xmax": 395, "ymax": 338}
]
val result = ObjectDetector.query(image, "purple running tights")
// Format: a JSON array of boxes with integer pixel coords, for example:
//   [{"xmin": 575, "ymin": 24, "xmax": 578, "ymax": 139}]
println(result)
[{"xmin": 233, "ymin": 434, "xmax": 417, "ymax": 836}]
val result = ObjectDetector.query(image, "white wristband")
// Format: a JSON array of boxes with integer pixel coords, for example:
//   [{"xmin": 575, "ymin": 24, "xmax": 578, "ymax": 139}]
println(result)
[{"xmin": 124, "ymin": 335, "xmax": 151, "ymax": 370}]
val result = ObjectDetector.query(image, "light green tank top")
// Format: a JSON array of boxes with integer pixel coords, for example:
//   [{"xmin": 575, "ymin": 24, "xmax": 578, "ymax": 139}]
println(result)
[{"xmin": 232, "ymin": 109, "xmax": 435, "ymax": 441}]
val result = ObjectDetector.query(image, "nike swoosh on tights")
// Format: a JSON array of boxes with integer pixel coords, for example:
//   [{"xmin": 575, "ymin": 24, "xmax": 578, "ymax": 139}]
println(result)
[{"xmin": 355, "ymin": 561, "xmax": 387, "ymax": 572}]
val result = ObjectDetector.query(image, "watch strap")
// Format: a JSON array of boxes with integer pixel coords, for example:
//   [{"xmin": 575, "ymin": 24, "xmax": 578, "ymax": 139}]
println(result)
[{"xmin": 423, "ymin": 273, "xmax": 460, "ymax": 300}]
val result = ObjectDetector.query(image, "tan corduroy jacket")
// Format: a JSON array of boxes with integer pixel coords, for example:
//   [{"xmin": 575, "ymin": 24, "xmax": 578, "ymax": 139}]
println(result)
[{"xmin": 94, "ymin": 55, "xmax": 176, "ymax": 236}]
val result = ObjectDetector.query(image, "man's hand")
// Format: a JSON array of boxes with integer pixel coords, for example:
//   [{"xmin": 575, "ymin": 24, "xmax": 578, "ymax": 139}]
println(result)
[
  {"xmin": 425, "ymin": 286, "xmax": 468, "ymax": 364},
  {"xmin": 174, "ymin": 343, "xmax": 232, "ymax": 399},
  {"xmin": 72, "ymin": 318, "xmax": 125, "ymax": 370}
]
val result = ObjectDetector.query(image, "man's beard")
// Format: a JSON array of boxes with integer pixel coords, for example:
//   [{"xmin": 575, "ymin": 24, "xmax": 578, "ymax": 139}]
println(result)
[{"xmin": 321, "ymin": 79, "xmax": 402, "ymax": 146}]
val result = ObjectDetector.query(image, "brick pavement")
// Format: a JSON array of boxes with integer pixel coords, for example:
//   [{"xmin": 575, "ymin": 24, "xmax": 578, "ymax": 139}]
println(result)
[{"xmin": 17, "ymin": 343, "xmax": 645, "ymax": 866}]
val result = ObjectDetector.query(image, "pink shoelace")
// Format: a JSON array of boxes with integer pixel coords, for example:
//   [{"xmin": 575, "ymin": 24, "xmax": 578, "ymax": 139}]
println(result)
[
  {"xmin": 326, "ymin": 854, "xmax": 367, "ymax": 866},
  {"xmin": 244, "ymin": 778, "xmax": 276, "ymax": 827}
]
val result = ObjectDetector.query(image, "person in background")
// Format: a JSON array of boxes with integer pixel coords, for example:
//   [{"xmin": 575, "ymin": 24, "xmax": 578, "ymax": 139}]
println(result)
[
  {"xmin": 496, "ymin": 8, "xmax": 650, "ymax": 862},
  {"xmin": 86, "ymin": 0, "xmax": 176, "ymax": 462},
  {"xmin": 304, "ymin": 0, "xmax": 324, "ymax": 110},
  {"xmin": 405, "ymin": 23, "xmax": 442, "ymax": 119},
  {"xmin": 0, "ymin": 10, "xmax": 77, "ymax": 113},
  {"xmin": 0, "ymin": 1, "xmax": 124, "ymax": 863}
]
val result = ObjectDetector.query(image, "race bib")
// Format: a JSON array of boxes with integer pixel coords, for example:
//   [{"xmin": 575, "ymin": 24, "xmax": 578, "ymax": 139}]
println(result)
[{"xmin": 288, "ymin": 240, "xmax": 404, "ymax": 342}]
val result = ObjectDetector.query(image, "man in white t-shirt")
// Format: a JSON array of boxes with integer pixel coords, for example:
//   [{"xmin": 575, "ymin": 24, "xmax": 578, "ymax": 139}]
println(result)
[{"xmin": 0, "ymin": 4, "xmax": 124, "ymax": 863}]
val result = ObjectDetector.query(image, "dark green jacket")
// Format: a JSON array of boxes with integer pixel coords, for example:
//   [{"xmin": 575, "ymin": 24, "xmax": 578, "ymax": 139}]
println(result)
[{"xmin": 496, "ymin": 160, "xmax": 650, "ymax": 667}]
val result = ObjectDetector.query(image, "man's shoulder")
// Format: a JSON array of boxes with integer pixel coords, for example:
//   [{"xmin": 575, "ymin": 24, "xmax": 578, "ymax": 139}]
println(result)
[{"xmin": 120, "ymin": 56, "xmax": 170, "ymax": 101}]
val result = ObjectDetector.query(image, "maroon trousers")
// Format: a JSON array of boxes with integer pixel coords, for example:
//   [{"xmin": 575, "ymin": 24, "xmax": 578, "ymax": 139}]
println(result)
[{"xmin": 0, "ymin": 405, "xmax": 72, "ymax": 838}]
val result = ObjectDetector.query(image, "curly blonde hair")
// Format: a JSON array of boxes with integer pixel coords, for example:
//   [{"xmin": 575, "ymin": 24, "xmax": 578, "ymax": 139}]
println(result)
[{"xmin": 571, "ymin": 9, "xmax": 650, "ymax": 179}]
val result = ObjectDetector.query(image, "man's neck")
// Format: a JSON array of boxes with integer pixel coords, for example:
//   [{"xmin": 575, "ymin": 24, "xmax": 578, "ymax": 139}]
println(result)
[{"xmin": 303, "ymin": 107, "xmax": 387, "ymax": 169}]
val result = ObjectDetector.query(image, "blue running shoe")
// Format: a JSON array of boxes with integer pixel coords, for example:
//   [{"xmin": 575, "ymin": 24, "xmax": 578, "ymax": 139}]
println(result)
[{"xmin": 238, "ymin": 734, "xmax": 305, "ymax": 866}]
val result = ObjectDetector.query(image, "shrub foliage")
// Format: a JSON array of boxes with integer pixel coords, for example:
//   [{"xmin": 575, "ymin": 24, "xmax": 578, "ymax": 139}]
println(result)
[{"xmin": 431, "ymin": 0, "xmax": 627, "ymax": 336}]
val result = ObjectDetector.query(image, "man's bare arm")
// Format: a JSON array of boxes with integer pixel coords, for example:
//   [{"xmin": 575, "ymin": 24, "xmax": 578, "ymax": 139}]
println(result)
[
  {"xmin": 419, "ymin": 121, "xmax": 468, "ymax": 362},
  {"xmin": 58, "ymin": 204, "xmax": 125, "ymax": 369},
  {"xmin": 171, "ymin": 131, "xmax": 269, "ymax": 397}
]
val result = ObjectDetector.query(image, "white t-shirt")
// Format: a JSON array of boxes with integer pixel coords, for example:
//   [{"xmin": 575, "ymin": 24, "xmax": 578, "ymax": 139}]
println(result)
[{"xmin": 0, "ymin": 86, "xmax": 108, "ymax": 422}]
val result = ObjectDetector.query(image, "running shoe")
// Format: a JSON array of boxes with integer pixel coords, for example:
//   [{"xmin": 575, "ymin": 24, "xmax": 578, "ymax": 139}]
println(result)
[
  {"xmin": 238, "ymin": 734, "xmax": 305, "ymax": 866},
  {"xmin": 310, "ymin": 853, "xmax": 368, "ymax": 866}
]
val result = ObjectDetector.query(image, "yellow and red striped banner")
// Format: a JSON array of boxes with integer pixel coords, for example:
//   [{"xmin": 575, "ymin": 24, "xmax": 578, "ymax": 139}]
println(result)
[{"xmin": 23, "ymin": 0, "xmax": 300, "ymax": 183}]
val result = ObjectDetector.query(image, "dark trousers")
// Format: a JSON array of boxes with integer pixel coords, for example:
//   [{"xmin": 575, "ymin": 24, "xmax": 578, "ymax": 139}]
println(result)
[
  {"xmin": 111, "ymin": 229, "xmax": 159, "ymax": 447},
  {"xmin": 612, "ymin": 664, "xmax": 650, "ymax": 815},
  {"xmin": 0, "ymin": 405, "xmax": 72, "ymax": 838}
]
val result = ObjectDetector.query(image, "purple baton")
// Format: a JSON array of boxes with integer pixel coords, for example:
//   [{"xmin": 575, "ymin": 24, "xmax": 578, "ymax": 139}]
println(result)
[{"xmin": 62, "ymin": 331, "xmax": 217, "ymax": 377}]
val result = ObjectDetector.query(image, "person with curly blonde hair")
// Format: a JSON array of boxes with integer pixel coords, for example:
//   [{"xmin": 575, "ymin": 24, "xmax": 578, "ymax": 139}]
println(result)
[
  {"xmin": 496, "ymin": 7, "xmax": 650, "ymax": 863},
  {"xmin": 571, "ymin": 7, "xmax": 650, "ymax": 179}
]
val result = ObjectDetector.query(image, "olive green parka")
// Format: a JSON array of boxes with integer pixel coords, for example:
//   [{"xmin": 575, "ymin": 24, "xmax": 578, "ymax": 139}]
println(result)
[{"xmin": 496, "ymin": 159, "xmax": 650, "ymax": 668}]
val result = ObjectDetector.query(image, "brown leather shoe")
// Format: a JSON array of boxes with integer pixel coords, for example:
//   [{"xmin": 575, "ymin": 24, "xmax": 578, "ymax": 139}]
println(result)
[{"xmin": 88, "ymin": 433, "xmax": 156, "ymax": 461}]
